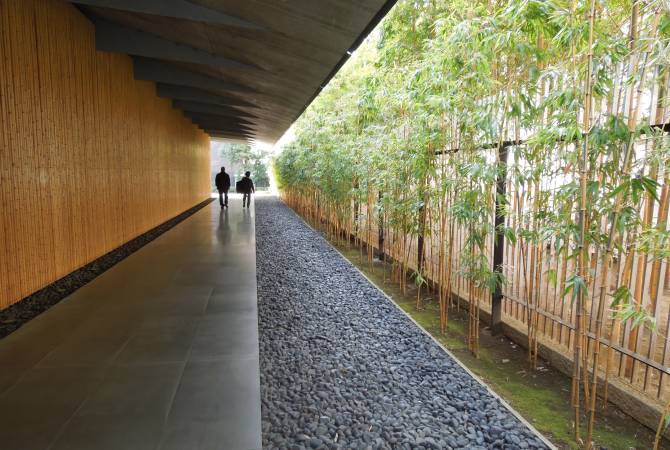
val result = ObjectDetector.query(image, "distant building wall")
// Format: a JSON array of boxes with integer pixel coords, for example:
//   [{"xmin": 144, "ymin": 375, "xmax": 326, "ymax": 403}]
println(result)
[{"xmin": 0, "ymin": 0, "xmax": 211, "ymax": 309}]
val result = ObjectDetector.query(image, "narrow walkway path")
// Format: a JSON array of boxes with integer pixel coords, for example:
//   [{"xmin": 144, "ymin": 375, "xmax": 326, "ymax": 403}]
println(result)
[
  {"xmin": 256, "ymin": 197, "xmax": 549, "ymax": 450},
  {"xmin": 0, "ymin": 198, "xmax": 261, "ymax": 450}
]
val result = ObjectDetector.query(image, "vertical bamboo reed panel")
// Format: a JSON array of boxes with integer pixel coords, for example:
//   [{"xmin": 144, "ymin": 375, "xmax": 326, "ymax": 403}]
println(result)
[
  {"xmin": 280, "ymin": 142, "xmax": 670, "ymax": 404},
  {"xmin": 0, "ymin": 0, "xmax": 211, "ymax": 310}
]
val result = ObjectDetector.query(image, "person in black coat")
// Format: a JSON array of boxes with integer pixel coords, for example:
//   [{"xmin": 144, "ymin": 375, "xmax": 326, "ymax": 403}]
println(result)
[
  {"xmin": 215, "ymin": 167, "xmax": 231, "ymax": 208},
  {"xmin": 239, "ymin": 171, "xmax": 255, "ymax": 208}
]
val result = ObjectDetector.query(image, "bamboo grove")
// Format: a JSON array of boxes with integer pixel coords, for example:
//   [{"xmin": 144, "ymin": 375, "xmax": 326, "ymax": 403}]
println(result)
[{"xmin": 274, "ymin": 1, "xmax": 670, "ymax": 448}]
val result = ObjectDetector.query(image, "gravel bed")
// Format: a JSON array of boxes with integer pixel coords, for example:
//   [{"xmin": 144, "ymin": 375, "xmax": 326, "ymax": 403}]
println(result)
[
  {"xmin": 0, "ymin": 198, "xmax": 214, "ymax": 339},
  {"xmin": 256, "ymin": 197, "xmax": 549, "ymax": 450}
]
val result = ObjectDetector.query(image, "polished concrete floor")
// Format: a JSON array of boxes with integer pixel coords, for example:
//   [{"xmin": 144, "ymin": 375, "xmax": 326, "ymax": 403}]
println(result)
[{"xmin": 0, "ymin": 198, "xmax": 261, "ymax": 450}]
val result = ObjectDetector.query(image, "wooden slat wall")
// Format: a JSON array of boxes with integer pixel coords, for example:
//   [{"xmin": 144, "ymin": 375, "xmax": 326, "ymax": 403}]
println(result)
[{"xmin": 0, "ymin": 0, "xmax": 211, "ymax": 309}]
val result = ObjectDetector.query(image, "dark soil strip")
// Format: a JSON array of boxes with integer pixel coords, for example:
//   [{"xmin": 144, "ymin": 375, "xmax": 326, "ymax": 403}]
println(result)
[{"xmin": 0, "ymin": 198, "xmax": 214, "ymax": 339}]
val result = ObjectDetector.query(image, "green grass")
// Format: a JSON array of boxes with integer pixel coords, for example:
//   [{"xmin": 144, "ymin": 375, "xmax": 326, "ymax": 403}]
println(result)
[{"xmin": 334, "ymin": 243, "xmax": 663, "ymax": 450}]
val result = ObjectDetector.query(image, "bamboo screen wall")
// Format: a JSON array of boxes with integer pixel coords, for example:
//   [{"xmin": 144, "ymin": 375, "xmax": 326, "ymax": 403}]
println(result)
[
  {"xmin": 0, "ymin": 0, "xmax": 211, "ymax": 309},
  {"xmin": 283, "ymin": 137, "xmax": 670, "ymax": 407}
]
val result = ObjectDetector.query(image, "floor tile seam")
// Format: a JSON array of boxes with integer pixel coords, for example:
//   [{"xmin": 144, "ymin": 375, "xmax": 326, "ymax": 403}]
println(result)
[
  {"xmin": 102, "ymin": 326, "xmax": 142, "ymax": 367},
  {"xmin": 194, "ymin": 286, "xmax": 216, "ymax": 317},
  {"xmin": 32, "ymin": 361, "xmax": 115, "ymax": 370},
  {"xmin": 34, "ymin": 328, "xmax": 135, "ymax": 370},
  {"xmin": 0, "ymin": 367, "xmax": 31, "ymax": 398},
  {"xmin": 176, "ymin": 237, "xmax": 261, "ymax": 372},
  {"xmin": 155, "ymin": 363, "xmax": 191, "ymax": 450},
  {"xmin": 45, "ymin": 361, "xmax": 189, "ymax": 450},
  {"xmin": 187, "ymin": 353, "xmax": 260, "ymax": 364},
  {"xmin": 155, "ymin": 279, "xmax": 244, "ymax": 447},
  {"xmin": 34, "ymin": 359, "xmax": 193, "ymax": 371},
  {"xmin": 102, "ymin": 360, "xmax": 193, "ymax": 369},
  {"xmin": 44, "ymin": 364, "xmax": 112, "ymax": 450},
  {"xmin": 25, "ymin": 315, "xmax": 105, "ymax": 370},
  {"xmin": 205, "ymin": 303, "xmax": 259, "ymax": 312},
  {"xmin": 46, "ymin": 330, "xmax": 144, "ymax": 450},
  {"xmin": 161, "ymin": 317, "xmax": 199, "ymax": 431}
]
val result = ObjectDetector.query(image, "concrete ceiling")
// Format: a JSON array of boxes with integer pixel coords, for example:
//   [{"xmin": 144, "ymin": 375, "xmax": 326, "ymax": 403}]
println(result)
[{"xmin": 70, "ymin": 0, "xmax": 397, "ymax": 143}]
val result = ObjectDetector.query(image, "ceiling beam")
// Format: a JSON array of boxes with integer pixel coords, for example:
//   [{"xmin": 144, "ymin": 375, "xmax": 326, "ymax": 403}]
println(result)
[
  {"xmin": 209, "ymin": 136, "xmax": 252, "ymax": 143},
  {"xmin": 194, "ymin": 123, "xmax": 254, "ymax": 135},
  {"xmin": 184, "ymin": 112, "xmax": 254, "ymax": 127},
  {"xmin": 206, "ymin": 129, "xmax": 254, "ymax": 139},
  {"xmin": 94, "ymin": 20, "xmax": 254, "ymax": 69},
  {"xmin": 70, "ymin": 0, "xmax": 263, "ymax": 29},
  {"xmin": 193, "ymin": 124, "xmax": 254, "ymax": 136},
  {"xmin": 134, "ymin": 58, "xmax": 253, "ymax": 94},
  {"xmin": 156, "ymin": 84, "xmax": 258, "ymax": 108},
  {"xmin": 173, "ymin": 100, "xmax": 258, "ymax": 120},
  {"xmin": 189, "ymin": 117, "xmax": 255, "ymax": 131}
]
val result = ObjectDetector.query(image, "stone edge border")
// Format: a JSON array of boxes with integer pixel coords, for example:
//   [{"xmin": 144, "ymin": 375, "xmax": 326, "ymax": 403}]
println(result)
[
  {"xmin": 0, "ymin": 197, "xmax": 215, "ymax": 339},
  {"xmin": 282, "ymin": 198, "xmax": 558, "ymax": 450}
]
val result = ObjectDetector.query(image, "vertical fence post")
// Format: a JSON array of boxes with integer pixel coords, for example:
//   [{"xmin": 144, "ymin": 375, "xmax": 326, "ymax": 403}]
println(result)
[
  {"xmin": 377, "ymin": 190, "xmax": 385, "ymax": 260},
  {"xmin": 417, "ymin": 176, "xmax": 428, "ymax": 273},
  {"xmin": 417, "ymin": 223, "xmax": 425, "ymax": 273},
  {"xmin": 491, "ymin": 144, "xmax": 509, "ymax": 335},
  {"xmin": 353, "ymin": 179, "xmax": 360, "ymax": 240}
]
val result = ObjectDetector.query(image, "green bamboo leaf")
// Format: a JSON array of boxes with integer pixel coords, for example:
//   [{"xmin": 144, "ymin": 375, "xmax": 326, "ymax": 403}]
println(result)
[
  {"xmin": 546, "ymin": 268, "xmax": 557, "ymax": 287},
  {"xmin": 504, "ymin": 227, "xmax": 517, "ymax": 246},
  {"xmin": 564, "ymin": 275, "xmax": 587, "ymax": 305},
  {"xmin": 610, "ymin": 286, "xmax": 632, "ymax": 308}
]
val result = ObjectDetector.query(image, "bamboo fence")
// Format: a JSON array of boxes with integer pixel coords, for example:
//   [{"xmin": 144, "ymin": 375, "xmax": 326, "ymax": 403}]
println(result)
[{"xmin": 282, "ymin": 131, "xmax": 670, "ymax": 404}]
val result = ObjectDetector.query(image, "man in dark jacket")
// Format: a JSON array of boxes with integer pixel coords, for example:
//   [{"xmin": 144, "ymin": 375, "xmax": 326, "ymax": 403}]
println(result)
[
  {"xmin": 239, "ymin": 171, "xmax": 255, "ymax": 208},
  {"xmin": 215, "ymin": 167, "xmax": 231, "ymax": 208}
]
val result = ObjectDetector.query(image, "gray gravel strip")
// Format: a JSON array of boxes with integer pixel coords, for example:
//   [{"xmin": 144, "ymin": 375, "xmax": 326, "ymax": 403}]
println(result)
[{"xmin": 256, "ymin": 196, "xmax": 549, "ymax": 450}]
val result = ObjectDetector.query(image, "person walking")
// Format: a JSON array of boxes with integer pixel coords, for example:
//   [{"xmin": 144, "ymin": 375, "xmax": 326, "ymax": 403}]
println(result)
[
  {"xmin": 239, "ymin": 171, "xmax": 255, "ymax": 208},
  {"xmin": 215, "ymin": 167, "xmax": 231, "ymax": 208}
]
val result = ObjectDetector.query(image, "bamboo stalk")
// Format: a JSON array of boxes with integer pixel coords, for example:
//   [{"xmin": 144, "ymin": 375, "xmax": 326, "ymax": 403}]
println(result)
[
  {"xmin": 654, "ymin": 398, "xmax": 670, "ymax": 450},
  {"xmin": 586, "ymin": 6, "xmax": 661, "ymax": 448},
  {"xmin": 573, "ymin": 0, "xmax": 598, "ymax": 442}
]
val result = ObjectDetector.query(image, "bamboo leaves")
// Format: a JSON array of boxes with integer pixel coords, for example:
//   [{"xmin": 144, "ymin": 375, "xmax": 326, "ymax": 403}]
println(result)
[
  {"xmin": 564, "ymin": 274, "xmax": 589, "ymax": 304},
  {"xmin": 274, "ymin": 1, "xmax": 670, "ymax": 447}
]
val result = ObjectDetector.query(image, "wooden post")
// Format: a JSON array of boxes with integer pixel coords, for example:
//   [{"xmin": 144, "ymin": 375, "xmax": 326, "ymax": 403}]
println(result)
[
  {"xmin": 417, "ymin": 228, "xmax": 425, "ymax": 273},
  {"xmin": 377, "ymin": 190, "xmax": 385, "ymax": 260},
  {"xmin": 491, "ymin": 144, "xmax": 509, "ymax": 335},
  {"xmin": 353, "ymin": 179, "xmax": 360, "ymax": 237},
  {"xmin": 417, "ymin": 175, "xmax": 428, "ymax": 273}
]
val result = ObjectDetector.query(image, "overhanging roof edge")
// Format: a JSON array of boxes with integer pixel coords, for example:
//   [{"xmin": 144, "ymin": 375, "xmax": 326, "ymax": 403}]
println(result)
[{"xmin": 286, "ymin": 0, "xmax": 399, "ymax": 134}]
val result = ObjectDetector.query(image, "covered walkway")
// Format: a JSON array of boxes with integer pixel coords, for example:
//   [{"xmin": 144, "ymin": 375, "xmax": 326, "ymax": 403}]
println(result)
[
  {"xmin": 0, "ymin": 195, "xmax": 555, "ymax": 450},
  {"xmin": 0, "ymin": 198, "xmax": 261, "ymax": 450}
]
